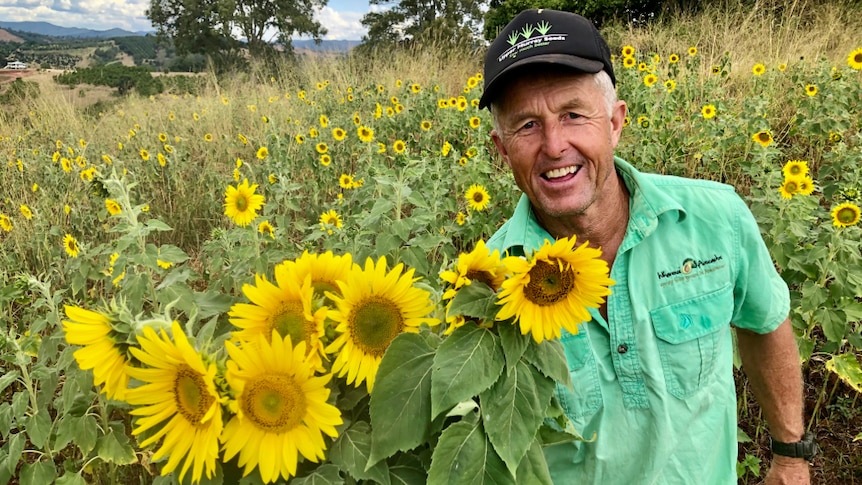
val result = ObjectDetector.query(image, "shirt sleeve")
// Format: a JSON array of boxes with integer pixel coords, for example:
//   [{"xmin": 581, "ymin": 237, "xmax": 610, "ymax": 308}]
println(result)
[{"xmin": 729, "ymin": 193, "xmax": 790, "ymax": 333}]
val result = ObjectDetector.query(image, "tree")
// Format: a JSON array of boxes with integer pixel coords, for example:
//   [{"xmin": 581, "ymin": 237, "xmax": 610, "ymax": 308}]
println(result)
[
  {"xmin": 147, "ymin": 0, "xmax": 328, "ymax": 68},
  {"xmin": 359, "ymin": 0, "xmax": 486, "ymax": 50}
]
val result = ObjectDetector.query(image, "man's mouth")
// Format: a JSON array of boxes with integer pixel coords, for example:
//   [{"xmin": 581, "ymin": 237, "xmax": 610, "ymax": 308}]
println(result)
[{"xmin": 542, "ymin": 165, "xmax": 580, "ymax": 180}]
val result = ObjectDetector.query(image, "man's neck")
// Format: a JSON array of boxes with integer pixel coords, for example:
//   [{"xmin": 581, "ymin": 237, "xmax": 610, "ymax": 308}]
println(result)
[{"xmin": 541, "ymin": 173, "xmax": 631, "ymax": 268}]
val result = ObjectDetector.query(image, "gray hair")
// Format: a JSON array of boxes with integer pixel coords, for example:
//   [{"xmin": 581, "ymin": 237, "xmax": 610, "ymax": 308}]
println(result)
[{"xmin": 489, "ymin": 70, "xmax": 617, "ymax": 132}]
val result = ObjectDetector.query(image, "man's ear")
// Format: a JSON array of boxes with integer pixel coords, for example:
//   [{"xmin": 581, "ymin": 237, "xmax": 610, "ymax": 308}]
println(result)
[
  {"xmin": 609, "ymin": 100, "xmax": 627, "ymax": 149},
  {"xmin": 490, "ymin": 129, "xmax": 510, "ymax": 168}
]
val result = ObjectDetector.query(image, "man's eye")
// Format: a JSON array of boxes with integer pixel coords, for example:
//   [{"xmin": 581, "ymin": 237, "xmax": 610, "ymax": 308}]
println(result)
[
  {"xmin": 567, "ymin": 112, "xmax": 581, "ymax": 120},
  {"xmin": 521, "ymin": 121, "xmax": 535, "ymax": 130}
]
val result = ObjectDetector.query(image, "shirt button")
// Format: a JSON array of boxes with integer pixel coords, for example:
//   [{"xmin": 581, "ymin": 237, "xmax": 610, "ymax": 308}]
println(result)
[{"xmin": 617, "ymin": 344, "xmax": 629, "ymax": 354}]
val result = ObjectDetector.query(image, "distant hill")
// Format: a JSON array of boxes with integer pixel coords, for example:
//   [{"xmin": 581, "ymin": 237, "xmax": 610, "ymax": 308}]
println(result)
[
  {"xmin": 0, "ymin": 21, "xmax": 149, "ymax": 39},
  {"xmin": 0, "ymin": 29, "xmax": 25, "ymax": 43}
]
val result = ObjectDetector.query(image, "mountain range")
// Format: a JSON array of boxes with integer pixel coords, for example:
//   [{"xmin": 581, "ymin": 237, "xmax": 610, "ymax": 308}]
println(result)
[
  {"xmin": 0, "ymin": 21, "xmax": 148, "ymax": 38},
  {"xmin": 0, "ymin": 21, "xmax": 360, "ymax": 51}
]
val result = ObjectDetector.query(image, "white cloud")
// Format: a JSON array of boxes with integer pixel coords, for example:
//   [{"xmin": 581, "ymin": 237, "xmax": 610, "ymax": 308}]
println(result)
[{"xmin": 314, "ymin": 6, "xmax": 366, "ymax": 40}]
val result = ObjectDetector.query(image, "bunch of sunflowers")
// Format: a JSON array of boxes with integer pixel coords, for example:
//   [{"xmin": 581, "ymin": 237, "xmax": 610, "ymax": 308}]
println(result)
[{"xmin": 62, "ymin": 236, "xmax": 614, "ymax": 484}]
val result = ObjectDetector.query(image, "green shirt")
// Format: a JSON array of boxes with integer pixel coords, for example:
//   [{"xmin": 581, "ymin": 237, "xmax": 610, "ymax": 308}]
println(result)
[{"xmin": 486, "ymin": 158, "xmax": 790, "ymax": 484}]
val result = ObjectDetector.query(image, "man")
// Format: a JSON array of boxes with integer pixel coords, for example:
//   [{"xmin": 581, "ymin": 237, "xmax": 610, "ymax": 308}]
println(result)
[{"xmin": 480, "ymin": 9, "xmax": 815, "ymax": 484}]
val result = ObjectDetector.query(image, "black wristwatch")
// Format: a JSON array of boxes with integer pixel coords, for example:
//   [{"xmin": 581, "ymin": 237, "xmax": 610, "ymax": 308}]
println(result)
[{"xmin": 770, "ymin": 431, "xmax": 819, "ymax": 461}]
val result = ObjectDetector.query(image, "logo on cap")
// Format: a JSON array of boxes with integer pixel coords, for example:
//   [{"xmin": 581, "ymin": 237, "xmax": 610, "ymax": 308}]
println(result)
[{"xmin": 498, "ymin": 21, "xmax": 567, "ymax": 63}]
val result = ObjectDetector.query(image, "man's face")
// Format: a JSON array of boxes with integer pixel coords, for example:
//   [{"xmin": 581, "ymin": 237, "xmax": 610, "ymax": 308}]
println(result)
[{"xmin": 490, "ymin": 70, "xmax": 626, "ymax": 226}]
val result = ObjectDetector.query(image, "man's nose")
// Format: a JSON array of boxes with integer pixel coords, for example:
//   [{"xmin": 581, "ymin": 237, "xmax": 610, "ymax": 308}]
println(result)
[{"xmin": 542, "ymin": 122, "xmax": 568, "ymax": 159}]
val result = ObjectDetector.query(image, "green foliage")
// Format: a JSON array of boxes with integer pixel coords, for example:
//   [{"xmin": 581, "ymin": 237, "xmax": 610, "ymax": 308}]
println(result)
[
  {"xmin": 53, "ymin": 64, "xmax": 165, "ymax": 96},
  {"xmin": 0, "ymin": 78, "xmax": 40, "ymax": 104},
  {"xmin": 360, "ymin": 0, "xmax": 485, "ymax": 51},
  {"xmin": 112, "ymin": 35, "xmax": 158, "ymax": 62},
  {"xmin": 147, "ymin": 0, "xmax": 328, "ymax": 68}
]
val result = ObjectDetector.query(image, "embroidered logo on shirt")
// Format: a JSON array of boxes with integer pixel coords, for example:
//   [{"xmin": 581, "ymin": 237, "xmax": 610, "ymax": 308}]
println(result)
[{"xmin": 657, "ymin": 255, "xmax": 726, "ymax": 287}]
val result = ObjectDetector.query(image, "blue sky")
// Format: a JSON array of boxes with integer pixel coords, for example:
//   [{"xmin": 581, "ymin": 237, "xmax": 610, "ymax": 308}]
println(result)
[{"xmin": 0, "ymin": 0, "xmax": 375, "ymax": 39}]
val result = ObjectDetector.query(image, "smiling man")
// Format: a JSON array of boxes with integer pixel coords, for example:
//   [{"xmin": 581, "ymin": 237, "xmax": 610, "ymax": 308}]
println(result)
[{"xmin": 481, "ymin": 9, "xmax": 815, "ymax": 484}]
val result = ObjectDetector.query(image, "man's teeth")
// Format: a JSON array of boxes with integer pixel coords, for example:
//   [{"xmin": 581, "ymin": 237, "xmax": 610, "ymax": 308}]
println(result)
[{"xmin": 544, "ymin": 166, "xmax": 580, "ymax": 179}]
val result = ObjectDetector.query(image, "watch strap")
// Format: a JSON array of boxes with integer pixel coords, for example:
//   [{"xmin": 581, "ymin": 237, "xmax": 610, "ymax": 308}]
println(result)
[{"xmin": 770, "ymin": 431, "xmax": 818, "ymax": 461}]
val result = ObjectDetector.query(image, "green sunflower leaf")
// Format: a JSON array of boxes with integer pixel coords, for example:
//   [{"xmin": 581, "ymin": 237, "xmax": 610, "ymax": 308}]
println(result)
[
  {"xmin": 329, "ymin": 421, "xmax": 390, "ymax": 485},
  {"xmin": 523, "ymin": 339, "xmax": 572, "ymax": 388},
  {"xmin": 388, "ymin": 453, "xmax": 427, "ymax": 485},
  {"xmin": 825, "ymin": 353, "xmax": 862, "ymax": 392},
  {"xmin": 95, "ymin": 422, "xmax": 136, "ymax": 465},
  {"xmin": 447, "ymin": 281, "xmax": 499, "ymax": 321},
  {"xmin": 497, "ymin": 320, "xmax": 529, "ymax": 371},
  {"xmin": 291, "ymin": 464, "xmax": 344, "ymax": 484},
  {"xmin": 480, "ymin": 360, "xmax": 556, "ymax": 476},
  {"xmin": 431, "ymin": 324, "xmax": 505, "ymax": 419},
  {"xmin": 369, "ymin": 332, "xmax": 436, "ymax": 465},
  {"xmin": 427, "ymin": 416, "xmax": 514, "ymax": 485},
  {"xmin": 515, "ymin": 438, "xmax": 554, "ymax": 485},
  {"xmin": 18, "ymin": 459, "xmax": 56, "ymax": 485}
]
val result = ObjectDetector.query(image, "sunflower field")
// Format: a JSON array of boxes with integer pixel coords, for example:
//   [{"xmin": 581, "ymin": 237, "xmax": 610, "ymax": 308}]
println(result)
[{"xmin": 1, "ymin": 4, "xmax": 862, "ymax": 483}]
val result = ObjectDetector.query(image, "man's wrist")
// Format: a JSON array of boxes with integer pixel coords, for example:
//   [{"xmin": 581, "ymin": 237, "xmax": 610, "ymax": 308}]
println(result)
[{"xmin": 770, "ymin": 431, "xmax": 818, "ymax": 461}]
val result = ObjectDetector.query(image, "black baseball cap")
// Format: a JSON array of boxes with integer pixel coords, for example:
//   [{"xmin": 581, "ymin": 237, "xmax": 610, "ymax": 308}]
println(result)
[{"xmin": 479, "ymin": 9, "xmax": 615, "ymax": 109}]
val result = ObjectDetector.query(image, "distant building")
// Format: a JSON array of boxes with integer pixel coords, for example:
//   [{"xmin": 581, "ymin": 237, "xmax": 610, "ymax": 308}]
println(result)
[{"xmin": 4, "ymin": 60, "xmax": 27, "ymax": 69}]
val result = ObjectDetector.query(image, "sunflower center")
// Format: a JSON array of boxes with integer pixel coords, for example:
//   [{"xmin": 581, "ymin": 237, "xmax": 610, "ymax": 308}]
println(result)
[
  {"xmin": 855, "ymin": 53, "xmax": 862, "ymax": 63},
  {"xmin": 786, "ymin": 181, "xmax": 799, "ymax": 192},
  {"xmin": 758, "ymin": 133, "xmax": 770, "ymax": 142},
  {"xmin": 789, "ymin": 166, "xmax": 802, "ymax": 175},
  {"xmin": 524, "ymin": 259, "xmax": 575, "ymax": 306},
  {"xmin": 242, "ymin": 375, "xmax": 306, "ymax": 433},
  {"xmin": 473, "ymin": 192, "xmax": 485, "ymax": 203},
  {"xmin": 174, "ymin": 365, "xmax": 214, "ymax": 424},
  {"xmin": 68, "ymin": 240, "xmax": 79, "ymax": 252},
  {"xmin": 837, "ymin": 207, "xmax": 857, "ymax": 223},
  {"xmin": 235, "ymin": 195, "xmax": 248, "ymax": 211},
  {"xmin": 350, "ymin": 296, "xmax": 404, "ymax": 356},
  {"xmin": 465, "ymin": 269, "xmax": 496, "ymax": 289},
  {"xmin": 271, "ymin": 301, "xmax": 310, "ymax": 345}
]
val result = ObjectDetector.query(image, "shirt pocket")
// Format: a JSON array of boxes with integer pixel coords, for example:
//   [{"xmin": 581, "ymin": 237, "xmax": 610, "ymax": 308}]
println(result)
[
  {"xmin": 649, "ymin": 284, "xmax": 733, "ymax": 400},
  {"xmin": 555, "ymin": 330, "xmax": 602, "ymax": 420}
]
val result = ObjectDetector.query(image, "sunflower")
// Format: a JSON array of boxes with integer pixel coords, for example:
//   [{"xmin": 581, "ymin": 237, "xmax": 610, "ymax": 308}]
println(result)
[
  {"xmin": 319, "ymin": 114, "xmax": 329, "ymax": 128},
  {"xmin": 831, "ymin": 202, "xmax": 861, "ymax": 227},
  {"xmin": 256, "ymin": 147, "xmax": 269, "ymax": 160},
  {"xmin": 752, "ymin": 63, "xmax": 766, "ymax": 76},
  {"xmin": 157, "ymin": 153, "xmax": 167, "ymax": 167},
  {"xmin": 315, "ymin": 142, "xmax": 328, "ymax": 154},
  {"xmin": 123, "ymin": 321, "xmax": 223, "ymax": 484},
  {"xmin": 258, "ymin": 220, "xmax": 274, "ymax": 238},
  {"xmin": 158, "ymin": 132, "xmax": 168, "ymax": 143},
  {"xmin": 238, "ymin": 133, "xmax": 249, "ymax": 145},
  {"xmin": 357, "ymin": 126, "xmax": 374, "ymax": 143},
  {"xmin": 440, "ymin": 240, "xmax": 510, "ymax": 334},
  {"xmin": 204, "ymin": 133, "xmax": 213, "ymax": 142},
  {"xmin": 410, "ymin": 83, "xmax": 421, "ymax": 93},
  {"xmin": 669, "ymin": 53, "xmax": 680, "ymax": 63},
  {"xmin": 222, "ymin": 333, "xmax": 342, "ymax": 484},
  {"xmin": 61, "ymin": 157, "xmax": 73, "ymax": 172},
  {"xmin": 496, "ymin": 237, "xmax": 614, "ymax": 343},
  {"xmin": 325, "ymin": 256, "xmax": 439, "ymax": 391},
  {"xmin": 339, "ymin": 174, "xmax": 354, "ymax": 189},
  {"xmin": 319, "ymin": 209, "xmax": 343, "ymax": 229},
  {"xmin": 621, "ymin": 45, "xmax": 635, "ymax": 57},
  {"xmin": 228, "ymin": 266, "xmax": 327, "ymax": 369},
  {"xmin": 752, "ymin": 130, "xmax": 773, "ymax": 147},
  {"xmin": 320, "ymin": 154, "xmax": 331, "ymax": 166},
  {"xmin": 140, "ymin": 149, "xmax": 150, "ymax": 161},
  {"xmin": 805, "ymin": 84, "xmax": 818, "ymax": 97},
  {"xmin": 63, "ymin": 233, "xmax": 80, "ymax": 257},
  {"xmin": 456, "ymin": 211, "xmax": 466, "ymax": 226},
  {"xmin": 701, "ymin": 104, "xmax": 717, "ymax": 119},
  {"xmin": 688, "ymin": 46, "xmax": 697, "ymax": 56},
  {"xmin": 282, "ymin": 251, "xmax": 354, "ymax": 307},
  {"xmin": 623, "ymin": 56, "xmax": 636, "ymax": 69},
  {"xmin": 19, "ymin": 204, "xmax": 33, "ymax": 220},
  {"xmin": 778, "ymin": 178, "xmax": 800, "ymax": 199},
  {"xmin": 393, "ymin": 140, "xmax": 406, "ymax": 154},
  {"xmin": 105, "ymin": 199, "xmax": 122, "ymax": 216},
  {"xmin": 643, "ymin": 74, "xmax": 658, "ymax": 87},
  {"xmin": 442, "ymin": 141, "xmax": 452, "ymax": 156},
  {"xmin": 465, "ymin": 184, "xmax": 491, "ymax": 211},
  {"xmin": 421, "ymin": 120, "xmax": 432, "ymax": 131},
  {"xmin": 295, "ymin": 134, "xmax": 305, "ymax": 145},
  {"xmin": 778, "ymin": 63, "xmax": 788, "ymax": 72},
  {"xmin": 782, "ymin": 160, "xmax": 809, "ymax": 178},
  {"xmin": 62, "ymin": 305, "xmax": 129, "ymax": 400},
  {"xmin": 848, "ymin": 47, "xmax": 862, "ymax": 70},
  {"xmin": 224, "ymin": 179, "xmax": 265, "ymax": 227},
  {"xmin": 0, "ymin": 214, "xmax": 12, "ymax": 232},
  {"xmin": 664, "ymin": 79, "xmax": 676, "ymax": 92},
  {"xmin": 332, "ymin": 127, "xmax": 347, "ymax": 141},
  {"xmin": 797, "ymin": 176, "xmax": 815, "ymax": 196}
]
